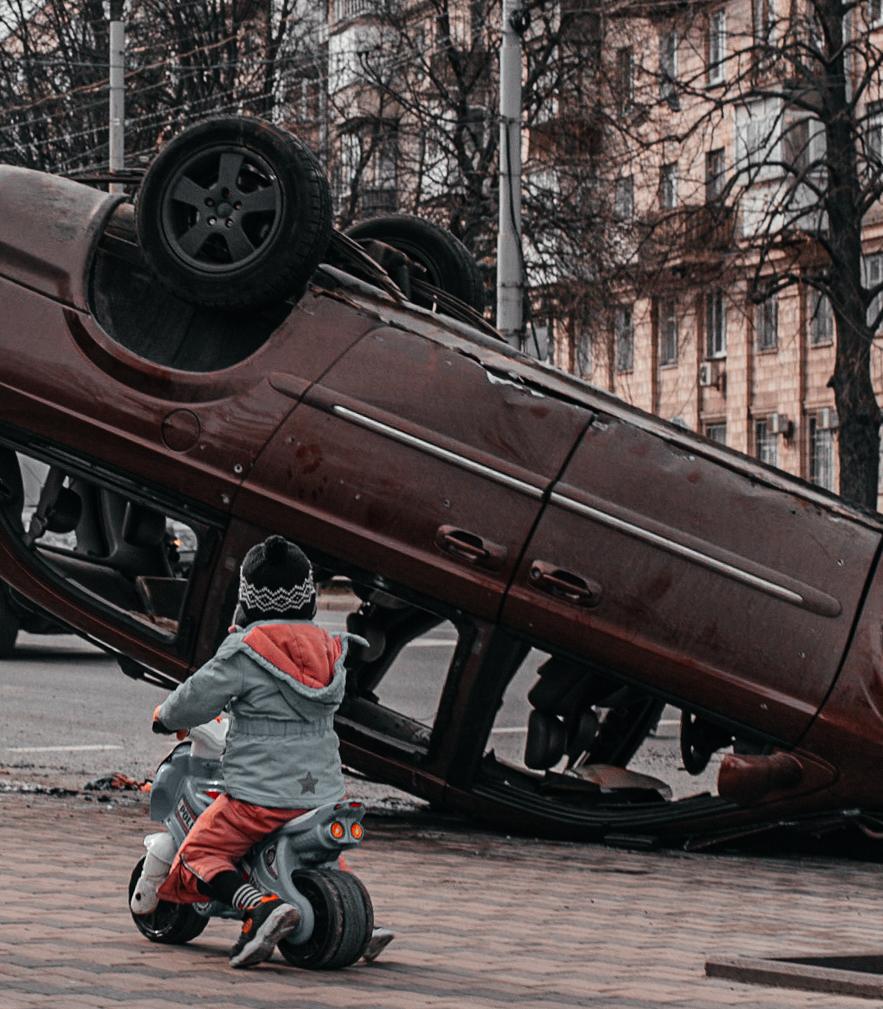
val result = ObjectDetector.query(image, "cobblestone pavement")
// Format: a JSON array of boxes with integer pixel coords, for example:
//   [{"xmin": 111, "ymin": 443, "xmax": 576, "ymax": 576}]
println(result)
[{"xmin": 0, "ymin": 792, "xmax": 880, "ymax": 1008}]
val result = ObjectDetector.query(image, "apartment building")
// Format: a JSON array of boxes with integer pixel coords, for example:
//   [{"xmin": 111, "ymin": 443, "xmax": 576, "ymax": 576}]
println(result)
[{"xmin": 547, "ymin": 0, "xmax": 883, "ymax": 506}]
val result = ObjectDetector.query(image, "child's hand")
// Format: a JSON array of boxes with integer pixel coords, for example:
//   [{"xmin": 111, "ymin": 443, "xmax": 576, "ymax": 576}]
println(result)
[{"xmin": 151, "ymin": 704, "xmax": 175, "ymax": 735}]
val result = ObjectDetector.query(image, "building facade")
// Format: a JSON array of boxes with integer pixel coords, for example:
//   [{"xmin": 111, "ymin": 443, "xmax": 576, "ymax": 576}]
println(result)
[{"xmin": 546, "ymin": 0, "xmax": 883, "ymax": 509}]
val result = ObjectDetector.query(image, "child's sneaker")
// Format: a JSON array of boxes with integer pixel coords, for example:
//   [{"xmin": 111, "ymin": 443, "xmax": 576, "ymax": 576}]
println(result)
[
  {"xmin": 362, "ymin": 926, "xmax": 395, "ymax": 962},
  {"xmin": 229, "ymin": 895, "xmax": 300, "ymax": 968}
]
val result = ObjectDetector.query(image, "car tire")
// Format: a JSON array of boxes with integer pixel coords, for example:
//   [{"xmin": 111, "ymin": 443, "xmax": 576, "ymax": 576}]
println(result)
[
  {"xmin": 127, "ymin": 858, "xmax": 209, "ymax": 944},
  {"xmin": 345, "ymin": 214, "xmax": 485, "ymax": 313},
  {"xmin": 0, "ymin": 587, "xmax": 19, "ymax": 658},
  {"xmin": 277, "ymin": 868, "xmax": 373, "ymax": 969},
  {"xmin": 136, "ymin": 116, "xmax": 332, "ymax": 310}
]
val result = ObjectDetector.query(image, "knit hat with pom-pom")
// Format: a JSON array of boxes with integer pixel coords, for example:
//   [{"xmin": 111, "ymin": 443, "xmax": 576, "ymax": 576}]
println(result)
[{"xmin": 236, "ymin": 535, "xmax": 316, "ymax": 625}]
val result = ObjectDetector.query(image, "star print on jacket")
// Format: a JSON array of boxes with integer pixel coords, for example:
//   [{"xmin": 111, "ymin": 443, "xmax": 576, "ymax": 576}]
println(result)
[{"xmin": 299, "ymin": 771, "xmax": 318, "ymax": 794}]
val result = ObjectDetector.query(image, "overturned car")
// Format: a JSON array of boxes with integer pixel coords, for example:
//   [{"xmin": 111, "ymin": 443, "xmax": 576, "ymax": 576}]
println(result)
[{"xmin": 1, "ymin": 116, "xmax": 882, "ymax": 848}]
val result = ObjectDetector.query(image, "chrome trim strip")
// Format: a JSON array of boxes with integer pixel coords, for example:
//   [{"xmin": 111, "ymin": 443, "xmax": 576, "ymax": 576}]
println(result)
[
  {"xmin": 332, "ymin": 405, "xmax": 545, "ymax": 498},
  {"xmin": 550, "ymin": 492, "xmax": 806, "ymax": 608}
]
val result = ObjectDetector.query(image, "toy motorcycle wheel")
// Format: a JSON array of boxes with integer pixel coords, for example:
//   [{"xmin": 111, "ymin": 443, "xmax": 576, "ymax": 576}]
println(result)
[
  {"xmin": 345, "ymin": 214, "xmax": 484, "ymax": 313},
  {"xmin": 278, "ymin": 868, "xmax": 373, "ymax": 969},
  {"xmin": 127, "ymin": 858, "xmax": 208, "ymax": 944},
  {"xmin": 137, "ymin": 116, "xmax": 332, "ymax": 310}
]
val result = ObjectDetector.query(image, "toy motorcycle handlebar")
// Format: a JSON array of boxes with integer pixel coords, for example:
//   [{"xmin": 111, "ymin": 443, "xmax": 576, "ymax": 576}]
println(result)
[{"xmin": 151, "ymin": 705, "xmax": 189, "ymax": 739}]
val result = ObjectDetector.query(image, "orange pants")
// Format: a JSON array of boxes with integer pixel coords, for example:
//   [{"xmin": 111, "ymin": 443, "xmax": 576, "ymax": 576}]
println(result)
[{"xmin": 157, "ymin": 794, "xmax": 307, "ymax": 905}]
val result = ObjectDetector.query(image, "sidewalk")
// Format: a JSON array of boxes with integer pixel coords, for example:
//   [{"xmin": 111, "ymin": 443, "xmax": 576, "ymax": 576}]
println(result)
[{"xmin": 0, "ymin": 791, "xmax": 880, "ymax": 1009}]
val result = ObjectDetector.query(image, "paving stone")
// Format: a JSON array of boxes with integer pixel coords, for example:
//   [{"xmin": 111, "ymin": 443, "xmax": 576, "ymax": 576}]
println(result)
[{"xmin": 2, "ymin": 792, "xmax": 882, "ymax": 1007}]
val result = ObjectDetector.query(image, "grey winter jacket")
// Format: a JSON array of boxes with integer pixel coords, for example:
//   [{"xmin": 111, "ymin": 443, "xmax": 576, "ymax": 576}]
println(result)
[{"xmin": 157, "ymin": 619, "xmax": 353, "ymax": 808}]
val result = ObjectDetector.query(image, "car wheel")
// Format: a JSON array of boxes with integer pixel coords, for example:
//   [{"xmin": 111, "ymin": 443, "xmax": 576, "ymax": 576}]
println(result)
[
  {"xmin": 127, "ymin": 858, "xmax": 209, "ymax": 944},
  {"xmin": 0, "ymin": 587, "xmax": 19, "ymax": 658},
  {"xmin": 136, "ymin": 116, "xmax": 332, "ymax": 310},
  {"xmin": 277, "ymin": 868, "xmax": 373, "ymax": 969},
  {"xmin": 346, "ymin": 214, "xmax": 485, "ymax": 313}
]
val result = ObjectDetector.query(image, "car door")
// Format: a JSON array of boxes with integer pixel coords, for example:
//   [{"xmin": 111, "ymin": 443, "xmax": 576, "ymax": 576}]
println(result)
[
  {"xmin": 235, "ymin": 322, "xmax": 591, "ymax": 619},
  {"xmin": 500, "ymin": 408, "xmax": 881, "ymax": 743}
]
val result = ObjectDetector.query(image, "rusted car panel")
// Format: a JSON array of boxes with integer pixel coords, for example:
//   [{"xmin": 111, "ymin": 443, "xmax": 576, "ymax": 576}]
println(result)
[
  {"xmin": 237, "ymin": 324, "xmax": 591, "ymax": 621},
  {"xmin": 0, "ymin": 166, "xmax": 122, "ymax": 308},
  {"xmin": 503, "ymin": 414, "xmax": 878, "ymax": 744},
  {"xmin": 2, "ymin": 139, "xmax": 883, "ymax": 848}
]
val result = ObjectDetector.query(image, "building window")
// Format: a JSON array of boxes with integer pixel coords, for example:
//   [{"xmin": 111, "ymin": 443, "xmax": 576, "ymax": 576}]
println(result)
[
  {"xmin": 705, "ymin": 421, "xmax": 727, "ymax": 445},
  {"xmin": 867, "ymin": 101, "xmax": 883, "ymax": 169},
  {"xmin": 809, "ymin": 414, "xmax": 835, "ymax": 491},
  {"xmin": 755, "ymin": 419, "xmax": 778, "ymax": 466},
  {"xmin": 784, "ymin": 116, "xmax": 810, "ymax": 174},
  {"xmin": 865, "ymin": 252, "xmax": 883, "ymax": 327},
  {"xmin": 707, "ymin": 10, "xmax": 727, "ymax": 84},
  {"xmin": 807, "ymin": 286, "xmax": 834, "ymax": 345},
  {"xmin": 705, "ymin": 147, "xmax": 726, "ymax": 203},
  {"xmin": 870, "ymin": 0, "xmax": 883, "ymax": 25},
  {"xmin": 617, "ymin": 47, "xmax": 634, "ymax": 112},
  {"xmin": 659, "ymin": 31, "xmax": 678, "ymax": 106},
  {"xmin": 705, "ymin": 290, "xmax": 727, "ymax": 358},
  {"xmin": 658, "ymin": 299, "xmax": 678, "ymax": 365},
  {"xmin": 614, "ymin": 304, "xmax": 634, "ymax": 373},
  {"xmin": 755, "ymin": 293, "xmax": 778, "ymax": 351},
  {"xmin": 333, "ymin": 0, "xmax": 374, "ymax": 21},
  {"xmin": 752, "ymin": 0, "xmax": 776, "ymax": 47},
  {"xmin": 574, "ymin": 324, "xmax": 592, "ymax": 378},
  {"xmin": 532, "ymin": 320, "xmax": 554, "ymax": 361},
  {"xmin": 660, "ymin": 163, "xmax": 678, "ymax": 209},
  {"xmin": 614, "ymin": 175, "xmax": 634, "ymax": 221}
]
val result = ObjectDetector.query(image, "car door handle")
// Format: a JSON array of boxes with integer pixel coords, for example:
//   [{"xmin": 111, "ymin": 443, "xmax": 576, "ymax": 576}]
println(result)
[
  {"xmin": 435, "ymin": 526, "xmax": 508, "ymax": 570},
  {"xmin": 529, "ymin": 561, "xmax": 602, "ymax": 607}
]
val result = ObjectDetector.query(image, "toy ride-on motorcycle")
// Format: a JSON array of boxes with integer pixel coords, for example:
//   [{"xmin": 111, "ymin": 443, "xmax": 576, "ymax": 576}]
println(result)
[{"xmin": 127, "ymin": 718, "xmax": 375, "ymax": 968}]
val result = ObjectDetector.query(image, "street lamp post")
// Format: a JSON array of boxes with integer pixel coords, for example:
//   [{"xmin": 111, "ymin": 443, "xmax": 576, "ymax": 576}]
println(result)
[
  {"xmin": 108, "ymin": 0, "xmax": 125, "ymax": 194},
  {"xmin": 496, "ymin": 0, "xmax": 525, "ymax": 348}
]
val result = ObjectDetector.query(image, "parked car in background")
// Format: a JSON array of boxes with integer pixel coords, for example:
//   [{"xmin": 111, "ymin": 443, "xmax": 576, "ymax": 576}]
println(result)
[{"xmin": 1, "ymin": 116, "xmax": 882, "ymax": 848}]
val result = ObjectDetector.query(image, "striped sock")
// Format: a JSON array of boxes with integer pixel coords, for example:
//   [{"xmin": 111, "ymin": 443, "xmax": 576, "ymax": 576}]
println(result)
[{"xmin": 231, "ymin": 883, "xmax": 265, "ymax": 911}]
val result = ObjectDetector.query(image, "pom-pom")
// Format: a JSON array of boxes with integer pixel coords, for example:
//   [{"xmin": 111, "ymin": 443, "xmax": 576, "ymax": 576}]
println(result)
[{"xmin": 264, "ymin": 535, "xmax": 289, "ymax": 564}]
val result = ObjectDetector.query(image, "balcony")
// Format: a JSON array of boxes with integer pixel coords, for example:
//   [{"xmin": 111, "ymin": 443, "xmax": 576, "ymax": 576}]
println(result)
[
  {"xmin": 637, "ymin": 204, "xmax": 737, "ymax": 270},
  {"xmin": 361, "ymin": 187, "xmax": 398, "ymax": 216}
]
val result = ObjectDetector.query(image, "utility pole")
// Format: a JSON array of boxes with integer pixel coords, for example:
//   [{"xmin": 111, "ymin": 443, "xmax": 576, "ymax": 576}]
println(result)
[
  {"xmin": 496, "ymin": 0, "xmax": 527, "ymax": 348},
  {"xmin": 108, "ymin": 0, "xmax": 125, "ymax": 194}
]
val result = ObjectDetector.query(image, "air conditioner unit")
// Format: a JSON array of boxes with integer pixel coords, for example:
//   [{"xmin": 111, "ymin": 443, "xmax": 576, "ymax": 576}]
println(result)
[
  {"xmin": 769, "ymin": 413, "xmax": 793, "ymax": 437},
  {"xmin": 699, "ymin": 360, "xmax": 724, "ymax": 389},
  {"xmin": 818, "ymin": 407, "xmax": 839, "ymax": 430}
]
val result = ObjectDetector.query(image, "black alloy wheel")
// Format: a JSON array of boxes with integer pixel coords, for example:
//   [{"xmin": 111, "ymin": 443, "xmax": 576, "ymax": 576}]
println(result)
[
  {"xmin": 346, "ymin": 214, "xmax": 485, "ymax": 314},
  {"xmin": 137, "ymin": 116, "xmax": 332, "ymax": 310}
]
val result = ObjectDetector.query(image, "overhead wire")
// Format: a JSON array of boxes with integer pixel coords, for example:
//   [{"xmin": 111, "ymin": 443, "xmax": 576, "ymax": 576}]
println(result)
[{"xmin": 0, "ymin": 14, "xmax": 502, "ymax": 171}]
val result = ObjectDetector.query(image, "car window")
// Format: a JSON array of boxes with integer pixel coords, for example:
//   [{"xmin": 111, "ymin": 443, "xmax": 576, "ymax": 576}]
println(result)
[{"xmin": 12, "ymin": 451, "xmax": 201, "ymax": 640}]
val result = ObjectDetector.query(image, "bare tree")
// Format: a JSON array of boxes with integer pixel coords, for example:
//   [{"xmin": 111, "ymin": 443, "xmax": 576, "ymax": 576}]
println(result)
[
  {"xmin": 323, "ymin": 0, "xmax": 609, "ymax": 320},
  {"xmin": 0, "ymin": 1, "xmax": 324, "ymax": 176}
]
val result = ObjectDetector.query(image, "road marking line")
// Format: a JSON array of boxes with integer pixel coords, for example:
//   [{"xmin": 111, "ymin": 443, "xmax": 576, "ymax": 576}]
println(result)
[
  {"xmin": 491, "ymin": 727, "xmax": 527, "ymax": 735},
  {"xmin": 2, "ymin": 745, "xmax": 124, "ymax": 753}
]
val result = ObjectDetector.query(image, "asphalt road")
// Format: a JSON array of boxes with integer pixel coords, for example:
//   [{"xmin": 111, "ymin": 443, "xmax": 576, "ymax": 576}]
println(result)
[{"xmin": 0, "ymin": 612, "xmax": 720, "ymax": 804}]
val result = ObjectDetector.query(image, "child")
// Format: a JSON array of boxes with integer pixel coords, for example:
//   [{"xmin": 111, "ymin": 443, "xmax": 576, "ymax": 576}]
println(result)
[{"xmin": 133, "ymin": 535, "xmax": 390, "ymax": 968}]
